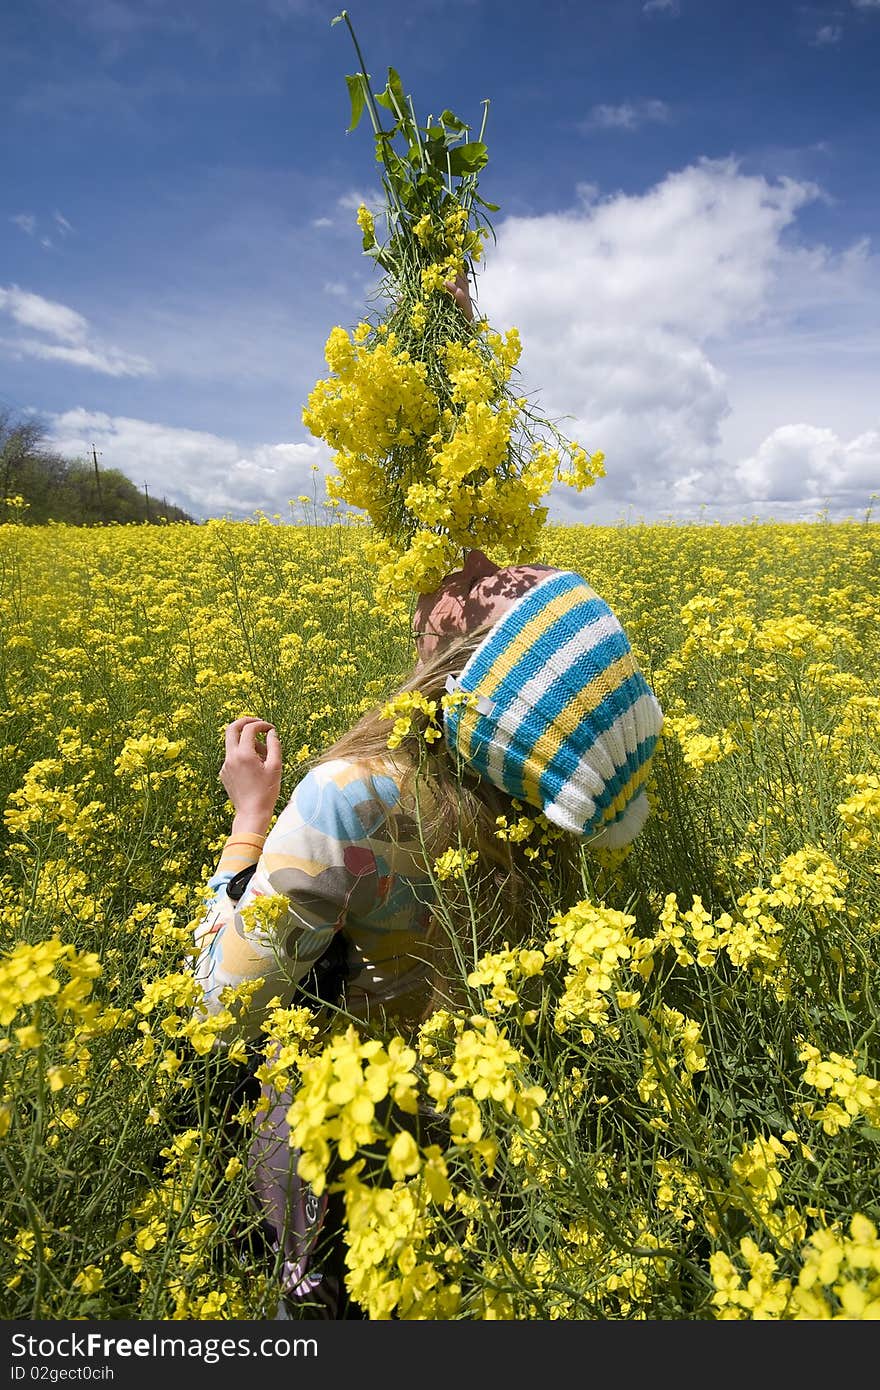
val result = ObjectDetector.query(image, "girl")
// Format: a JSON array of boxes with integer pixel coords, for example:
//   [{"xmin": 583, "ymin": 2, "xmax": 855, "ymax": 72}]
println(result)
[
  {"xmin": 191, "ymin": 548, "xmax": 664, "ymax": 1317},
  {"xmin": 191, "ymin": 266, "xmax": 663, "ymax": 1318}
]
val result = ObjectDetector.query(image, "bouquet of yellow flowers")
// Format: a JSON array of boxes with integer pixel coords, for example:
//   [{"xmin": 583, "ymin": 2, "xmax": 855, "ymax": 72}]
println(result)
[{"xmin": 302, "ymin": 11, "xmax": 605, "ymax": 596}]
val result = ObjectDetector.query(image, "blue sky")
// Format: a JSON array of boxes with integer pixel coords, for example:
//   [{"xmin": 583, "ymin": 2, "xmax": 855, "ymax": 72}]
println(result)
[{"xmin": 2, "ymin": 0, "xmax": 879, "ymax": 523}]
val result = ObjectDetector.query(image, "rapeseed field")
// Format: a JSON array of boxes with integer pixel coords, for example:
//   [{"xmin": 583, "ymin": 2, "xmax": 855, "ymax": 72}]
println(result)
[{"xmin": 1, "ymin": 513, "xmax": 878, "ymax": 1319}]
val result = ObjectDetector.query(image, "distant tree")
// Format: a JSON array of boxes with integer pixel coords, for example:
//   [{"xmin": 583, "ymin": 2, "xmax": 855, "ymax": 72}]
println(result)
[
  {"xmin": 1, "ymin": 411, "xmax": 69, "ymax": 523},
  {"xmin": 0, "ymin": 410, "xmax": 195, "ymax": 525}
]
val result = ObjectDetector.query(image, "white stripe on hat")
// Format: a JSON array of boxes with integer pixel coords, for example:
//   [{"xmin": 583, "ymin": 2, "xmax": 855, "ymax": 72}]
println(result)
[
  {"xmin": 542, "ymin": 691, "xmax": 663, "ymax": 835},
  {"xmin": 482, "ymin": 613, "xmax": 623, "ymax": 789},
  {"xmin": 589, "ymin": 789, "xmax": 651, "ymax": 848}
]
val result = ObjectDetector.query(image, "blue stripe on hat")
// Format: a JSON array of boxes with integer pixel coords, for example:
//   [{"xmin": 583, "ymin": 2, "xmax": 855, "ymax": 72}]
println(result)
[
  {"xmin": 593, "ymin": 733, "xmax": 659, "ymax": 815},
  {"xmin": 497, "ymin": 627, "xmax": 636, "ymax": 797},
  {"xmin": 446, "ymin": 571, "xmax": 586, "ymax": 765},
  {"xmin": 459, "ymin": 571, "xmax": 587, "ymax": 690},
  {"xmin": 581, "ymin": 732, "xmax": 659, "ymax": 833},
  {"xmin": 466, "ymin": 598, "xmax": 614, "ymax": 781},
  {"xmin": 443, "ymin": 569, "xmax": 662, "ymax": 844},
  {"xmin": 536, "ymin": 671, "xmax": 654, "ymax": 808}
]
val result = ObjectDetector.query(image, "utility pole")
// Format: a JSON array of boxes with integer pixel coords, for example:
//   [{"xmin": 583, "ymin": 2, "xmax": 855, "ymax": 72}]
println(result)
[
  {"xmin": 143, "ymin": 481, "xmax": 151, "ymax": 522},
  {"xmin": 91, "ymin": 445, "xmax": 103, "ymax": 520}
]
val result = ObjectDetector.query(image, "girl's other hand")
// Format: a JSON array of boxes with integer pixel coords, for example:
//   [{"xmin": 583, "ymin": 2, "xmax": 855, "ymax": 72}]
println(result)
[
  {"xmin": 220, "ymin": 716, "xmax": 282, "ymax": 837},
  {"xmin": 444, "ymin": 266, "xmax": 475, "ymax": 322}
]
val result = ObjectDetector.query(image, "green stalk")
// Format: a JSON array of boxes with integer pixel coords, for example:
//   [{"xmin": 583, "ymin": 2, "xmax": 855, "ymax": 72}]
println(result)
[
  {"xmin": 408, "ymin": 95, "xmax": 427, "ymax": 172},
  {"xmin": 335, "ymin": 10, "xmax": 408, "ymax": 225}
]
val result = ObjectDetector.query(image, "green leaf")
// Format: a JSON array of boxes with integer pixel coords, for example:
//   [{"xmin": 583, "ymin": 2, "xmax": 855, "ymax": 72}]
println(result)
[
  {"xmin": 439, "ymin": 109, "xmax": 468, "ymax": 134},
  {"xmin": 417, "ymin": 170, "xmax": 442, "ymax": 195},
  {"xmin": 374, "ymin": 131, "xmax": 396, "ymax": 165},
  {"xmin": 376, "ymin": 66, "xmax": 408, "ymax": 123},
  {"xmin": 386, "ymin": 67, "xmax": 407, "ymax": 117},
  {"xmin": 446, "ymin": 142, "xmax": 488, "ymax": 176},
  {"xmin": 345, "ymin": 73, "xmax": 366, "ymax": 133},
  {"xmin": 423, "ymin": 135, "xmax": 446, "ymax": 165},
  {"xmin": 397, "ymin": 179, "xmax": 416, "ymax": 209},
  {"xmin": 475, "ymin": 194, "xmax": 501, "ymax": 212}
]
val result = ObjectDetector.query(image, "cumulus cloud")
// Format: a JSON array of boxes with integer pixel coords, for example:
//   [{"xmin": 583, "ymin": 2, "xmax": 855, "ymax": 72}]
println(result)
[
  {"xmin": 735, "ymin": 424, "xmax": 880, "ymax": 513},
  {"xmin": 584, "ymin": 100, "xmax": 671, "ymax": 132},
  {"xmin": 0, "ymin": 285, "xmax": 153, "ymax": 377},
  {"xmin": 47, "ymin": 409, "xmax": 332, "ymax": 520},
  {"xmin": 19, "ymin": 162, "xmax": 878, "ymax": 528},
  {"xmin": 480, "ymin": 158, "xmax": 879, "ymax": 521}
]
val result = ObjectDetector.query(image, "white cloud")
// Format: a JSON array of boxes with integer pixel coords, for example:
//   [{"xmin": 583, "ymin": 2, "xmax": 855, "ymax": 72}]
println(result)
[
  {"xmin": 7, "ymin": 338, "xmax": 153, "ymax": 377},
  {"xmin": 585, "ymin": 100, "xmax": 671, "ymax": 132},
  {"xmin": 8, "ymin": 213, "xmax": 72, "ymax": 245},
  {"xmin": 480, "ymin": 158, "xmax": 879, "ymax": 521},
  {"xmin": 851, "ymin": 1, "xmax": 880, "ymax": 9},
  {"xmin": 643, "ymin": 0, "xmax": 679, "ymax": 13},
  {"xmin": 0, "ymin": 285, "xmax": 88, "ymax": 342},
  {"xmin": 812, "ymin": 24, "xmax": 843, "ymax": 44},
  {"xmin": 0, "ymin": 284, "xmax": 154, "ymax": 377},
  {"xmin": 337, "ymin": 189, "xmax": 383, "ymax": 215},
  {"xmin": 323, "ymin": 280, "xmax": 349, "ymax": 297},
  {"xmin": 17, "ymin": 162, "xmax": 877, "ymax": 529},
  {"xmin": 307, "ymin": 191, "xmax": 382, "ymax": 233},
  {"xmin": 735, "ymin": 424, "xmax": 880, "ymax": 511},
  {"xmin": 47, "ymin": 409, "xmax": 332, "ymax": 520}
]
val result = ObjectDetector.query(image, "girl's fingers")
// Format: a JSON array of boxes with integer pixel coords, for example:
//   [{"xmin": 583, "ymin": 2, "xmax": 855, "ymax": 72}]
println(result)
[
  {"xmin": 238, "ymin": 720, "xmax": 275, "ymax": 753},
  {"xmin": 263, "ymin": 728, "xmax": 282, "ymax": 775},
  {"xmin": 444, "ymin": 277, "xmax": 474, "ymax": 322},
  {"xmin": 225, "ymin": 715, "xmax": 258, "ymax": 747},
  {"xmin": 225, "ymin": 717, "xmax": 273, "ymax": 754}
]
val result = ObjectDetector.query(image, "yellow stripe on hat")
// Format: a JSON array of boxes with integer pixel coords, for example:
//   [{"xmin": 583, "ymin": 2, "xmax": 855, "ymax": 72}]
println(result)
[
  {"xmin": 520, "ymin": 652, "xmax": 639, "ymax": 807},
  {"xmin": 597, "ymin": 756, "xmax": 654, "ymax": 828},
  {"xmin": 457, "ymin": 583, "xmax": 595, "ymax": 764}
]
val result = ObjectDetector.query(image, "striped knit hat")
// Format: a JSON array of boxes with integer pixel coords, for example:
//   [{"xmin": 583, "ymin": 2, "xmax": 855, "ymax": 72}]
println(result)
[{"xmin": 443, "ymin": 571, "xmax": 664, "ymax": 847}]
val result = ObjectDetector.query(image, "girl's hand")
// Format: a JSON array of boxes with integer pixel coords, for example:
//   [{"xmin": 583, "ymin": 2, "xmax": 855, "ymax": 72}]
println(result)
[
  {"xmin": 444, "ymin": 266, "xmax": 475, "ymax": 322},
  {"xmin": 220, "ymin": 717, "xmax": 282, "ymax": 837}
]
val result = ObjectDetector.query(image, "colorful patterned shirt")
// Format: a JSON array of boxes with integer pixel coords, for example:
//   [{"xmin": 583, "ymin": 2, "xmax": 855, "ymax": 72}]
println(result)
[{"xmin": 192, "ymin": 756, "xmax": 439, "ymax": 1040}]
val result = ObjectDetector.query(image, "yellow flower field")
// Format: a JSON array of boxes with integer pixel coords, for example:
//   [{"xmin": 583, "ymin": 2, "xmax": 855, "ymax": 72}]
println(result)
[{"xmin": 1, "ymin": 513, "xmax": 878, "ymax": 1319}]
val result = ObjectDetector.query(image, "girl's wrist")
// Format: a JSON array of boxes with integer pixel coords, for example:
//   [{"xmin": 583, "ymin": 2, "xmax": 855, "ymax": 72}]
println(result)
[{"xmin": 230, "ymin": 811, "xmax": 271, "ymax": 838}]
